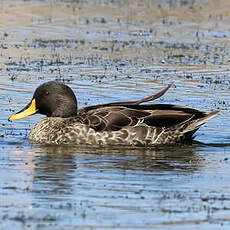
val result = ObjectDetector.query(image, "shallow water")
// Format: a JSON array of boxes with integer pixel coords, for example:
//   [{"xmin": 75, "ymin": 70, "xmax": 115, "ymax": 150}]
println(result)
[{"xmin": 1, "ymin": 0, "xmax": 230, "ymax": 229}]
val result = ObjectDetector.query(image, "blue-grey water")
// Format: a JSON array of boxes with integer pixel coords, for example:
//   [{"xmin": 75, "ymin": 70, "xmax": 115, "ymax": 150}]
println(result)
[{"xmin": 1, "ymin": 1, "xmax": 230, "ymax": 229}]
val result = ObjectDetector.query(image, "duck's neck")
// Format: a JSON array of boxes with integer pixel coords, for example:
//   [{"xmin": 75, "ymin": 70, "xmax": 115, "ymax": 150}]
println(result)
[{"xmin": 50, "ymin": 102, "xmax": 78, "ymax": 118}]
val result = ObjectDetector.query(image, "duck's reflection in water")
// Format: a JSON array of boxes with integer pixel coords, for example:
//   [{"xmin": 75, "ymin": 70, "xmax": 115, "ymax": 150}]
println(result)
[
  {"xmin": 32, "ymin": 146, "xmax": 78, "ymax": 199},
  {"xmin": 31, "ymin": 144, "xmax": 204, "ymax": 192}
]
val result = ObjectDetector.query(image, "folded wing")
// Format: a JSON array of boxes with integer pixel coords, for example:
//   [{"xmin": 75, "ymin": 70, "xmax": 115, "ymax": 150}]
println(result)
[{"xmin": 78, "ymin": 104, "xmax": 207, "ymax": 132}]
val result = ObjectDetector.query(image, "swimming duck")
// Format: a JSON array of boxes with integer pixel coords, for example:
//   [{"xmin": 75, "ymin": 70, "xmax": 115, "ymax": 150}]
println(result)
[{"xmin": 8, "ymin": 81, "xmax": 219, "ymax": 145}]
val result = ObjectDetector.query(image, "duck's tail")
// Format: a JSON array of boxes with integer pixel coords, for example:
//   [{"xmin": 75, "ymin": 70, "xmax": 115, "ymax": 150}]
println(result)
[{"xmin": 176, "ymin": 110, "xmax": 220, "ymax": 142}]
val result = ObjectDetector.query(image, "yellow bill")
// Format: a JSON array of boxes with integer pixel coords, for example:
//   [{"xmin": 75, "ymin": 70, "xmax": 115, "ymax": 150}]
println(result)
[{"xmin": 8, "ymin": 99, "xmax": 37, "ymax": 121}]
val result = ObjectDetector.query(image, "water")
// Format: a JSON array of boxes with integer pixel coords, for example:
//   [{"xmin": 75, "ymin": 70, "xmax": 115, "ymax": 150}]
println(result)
[{"xmin": 1, "ymin": 0, "xmax": 230, "ymax": 229}]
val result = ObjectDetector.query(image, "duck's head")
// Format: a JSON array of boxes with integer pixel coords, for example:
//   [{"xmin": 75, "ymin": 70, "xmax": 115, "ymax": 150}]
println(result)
[{"xmin": 8, "ymin": 81, "xmax": 78, "ymax": 121}]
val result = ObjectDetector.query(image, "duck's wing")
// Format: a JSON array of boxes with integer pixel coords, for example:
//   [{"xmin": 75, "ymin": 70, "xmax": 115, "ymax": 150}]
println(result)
[
  {"xmin": 78, "ymin": 103, "xmax": 216, "ymax": 132},
  {"xmin": 78, "ymin": 84, "xmax": 173, "ymax": 113}
]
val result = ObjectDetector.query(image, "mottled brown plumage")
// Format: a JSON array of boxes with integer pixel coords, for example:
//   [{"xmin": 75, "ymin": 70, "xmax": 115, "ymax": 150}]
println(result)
[{"xmin": 9, "ymin": 81, "xmax": 219, "ymax": 145}]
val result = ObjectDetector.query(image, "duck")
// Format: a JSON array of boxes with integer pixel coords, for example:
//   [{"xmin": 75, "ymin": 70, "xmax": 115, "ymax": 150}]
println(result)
[{"xmin": 8, "ymin": 81, "xmax": 219, "ymax": 145}]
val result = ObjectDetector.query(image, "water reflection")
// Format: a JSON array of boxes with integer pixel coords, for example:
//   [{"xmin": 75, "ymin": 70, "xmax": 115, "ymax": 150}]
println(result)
[
  {"xmin": 35, "ymin": 144, "xmax": 202, "ymax": 170},
  {"xmin": 32, "ymin": 146, "xmax": 77, "ymax": 198},
  {"xmin": 98, "ymin": 145, "xmax": 203, "ymax": 172},
  {"xmin": 30, "ymin": 144, "xmax": 204, "ymax": 194}
]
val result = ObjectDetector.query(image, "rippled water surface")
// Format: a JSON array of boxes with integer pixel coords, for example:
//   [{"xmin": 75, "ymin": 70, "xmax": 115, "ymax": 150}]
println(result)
[{"xmin": 1, "ymin": 0, "xmax": 230, "ymax": 229}]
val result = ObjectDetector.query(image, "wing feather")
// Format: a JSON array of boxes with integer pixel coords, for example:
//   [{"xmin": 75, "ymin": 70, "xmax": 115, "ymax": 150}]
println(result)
[{"xmin": 77, "ymin": 104, "xmax": 204, "ymax": 132}]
